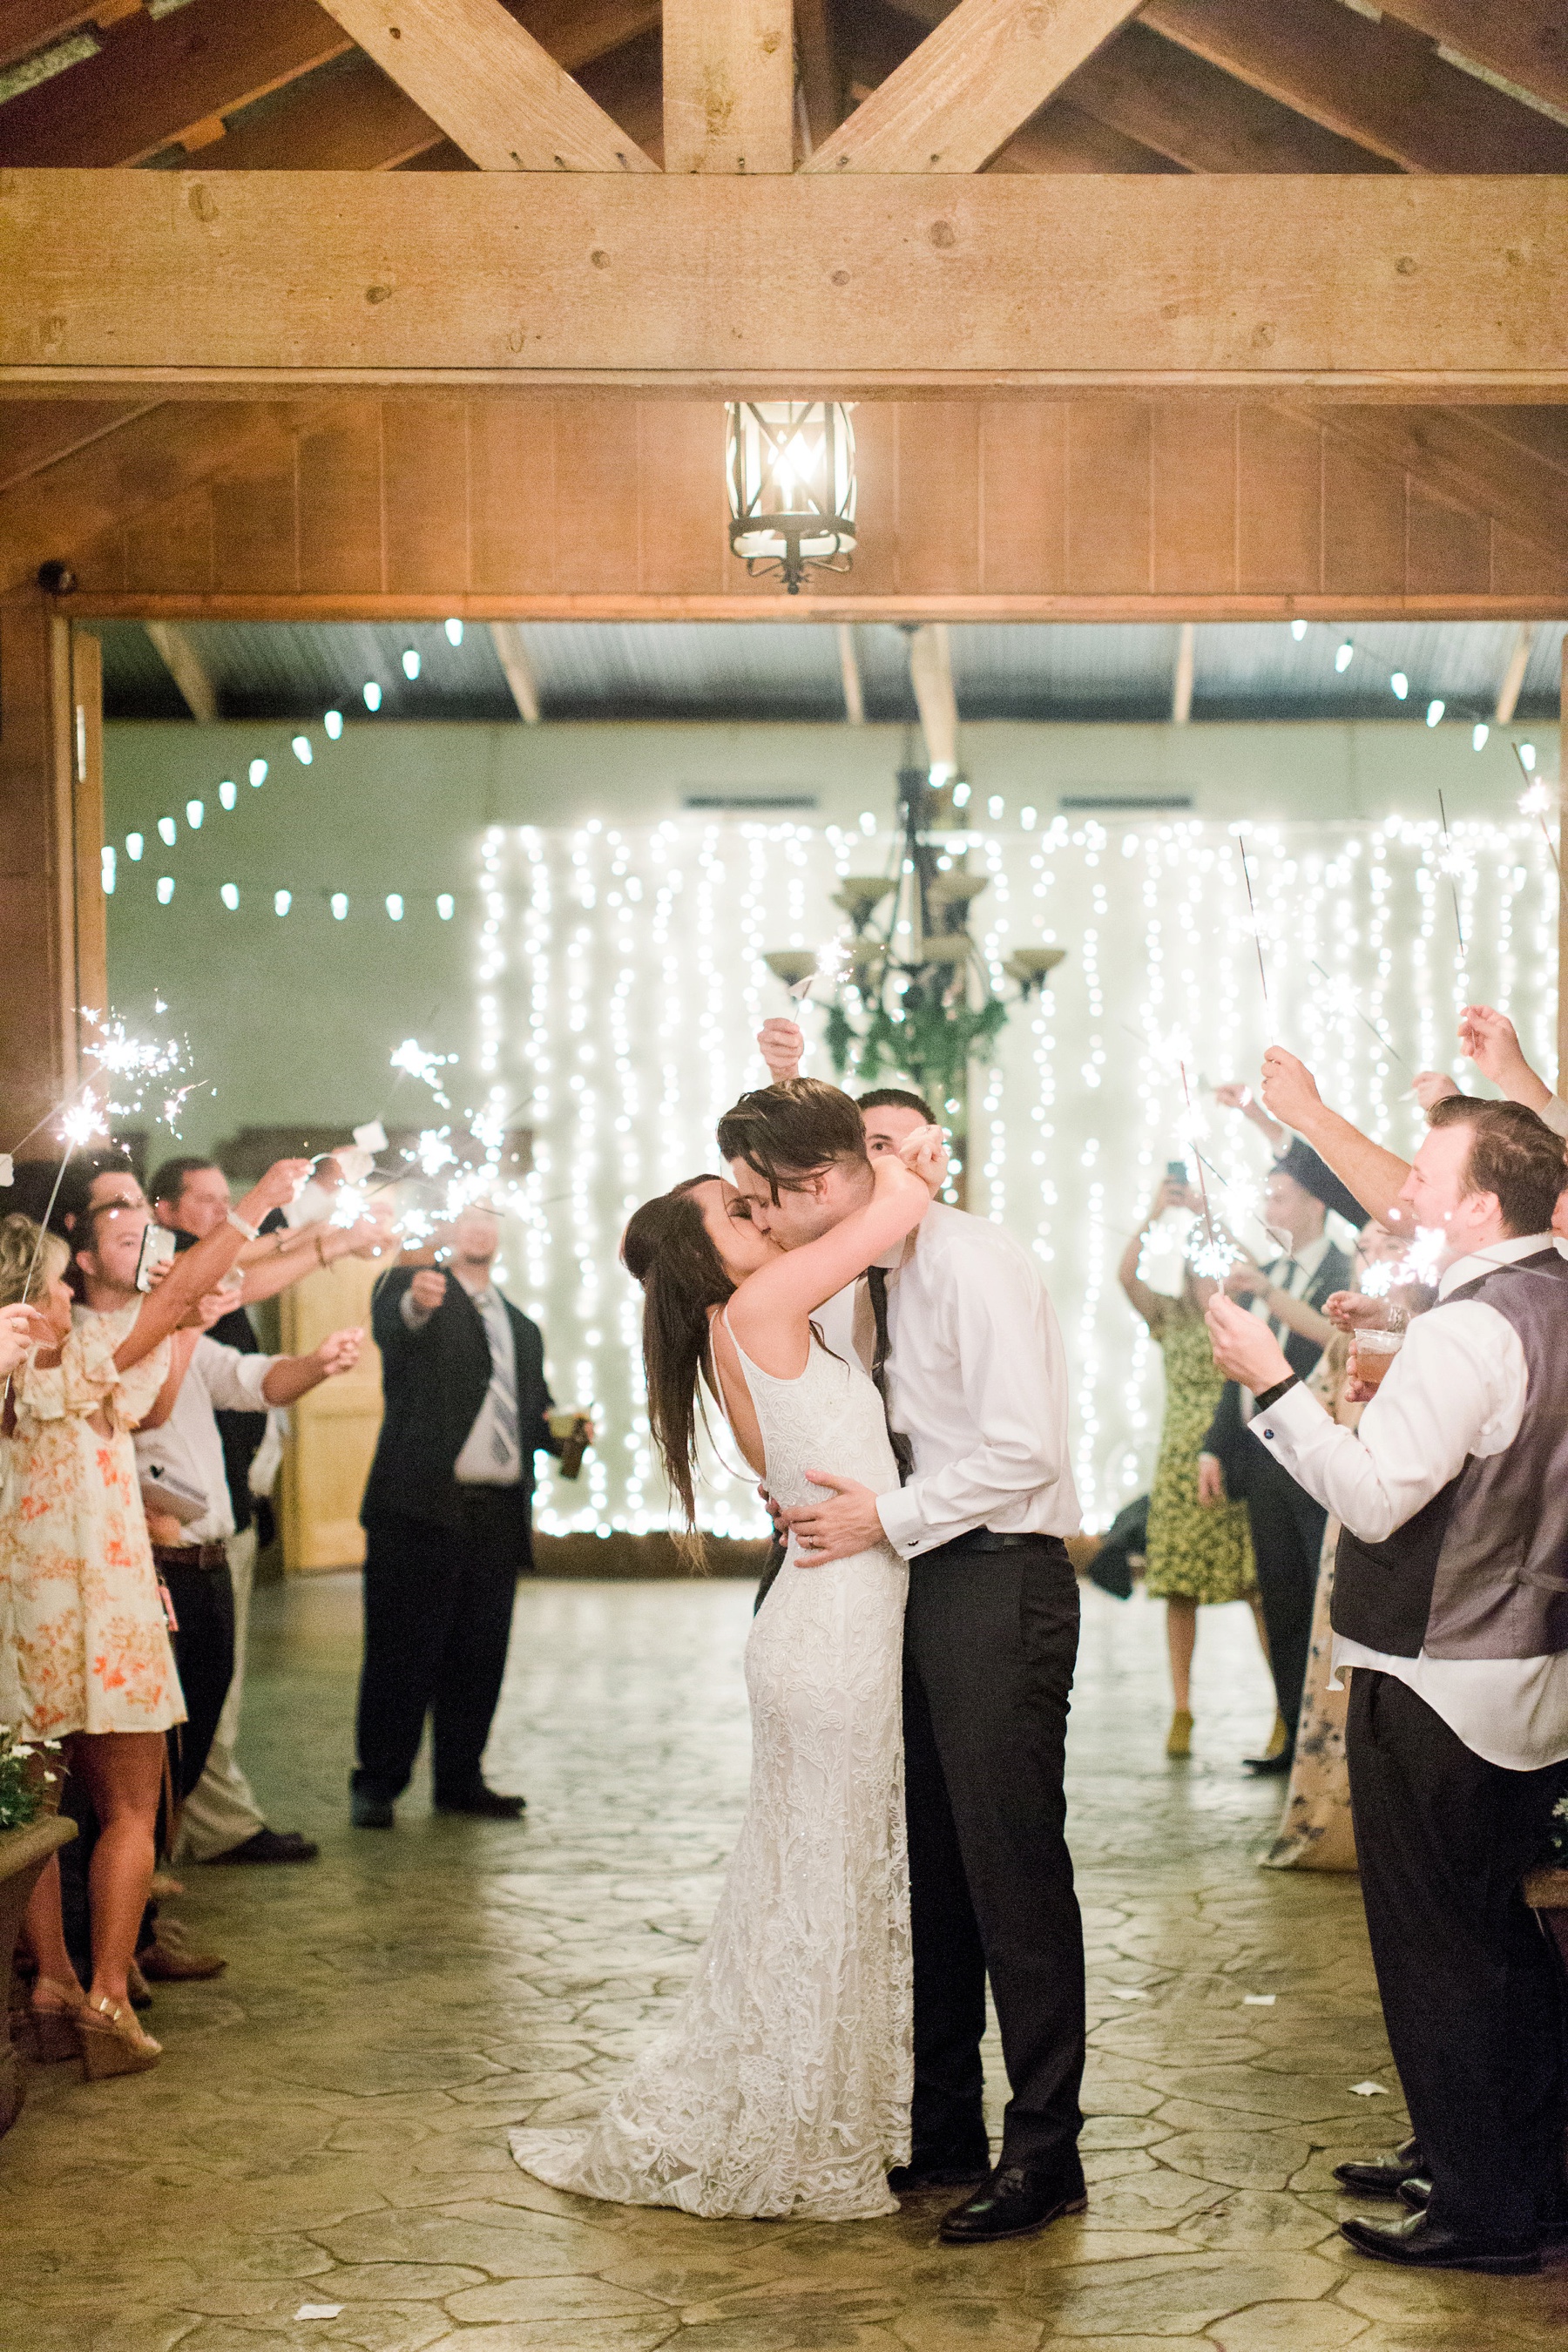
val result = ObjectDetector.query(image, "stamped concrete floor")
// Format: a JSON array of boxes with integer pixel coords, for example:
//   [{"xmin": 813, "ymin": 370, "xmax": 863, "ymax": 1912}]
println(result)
[{"xmin": 3, "ymin": 1573, "xmax": 1565, "ymax": 2352}]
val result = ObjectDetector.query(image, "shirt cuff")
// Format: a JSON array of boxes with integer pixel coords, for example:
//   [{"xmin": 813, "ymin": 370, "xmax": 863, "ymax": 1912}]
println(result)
[
  {"xmin": 875, "ymin": 1485, "xmax": 924, "ymax": 1559},
  {"xmin": 233, "ymin": 1353, "xmax": 275, "ymax": 1408},
  {"xmin": 1539, "ymin": 1094, "xmax": 1568, "ymax": 1139},
  {"xmin": 1249, "ymin": 1375, "xmax": 1327, "ymax": 1452}
]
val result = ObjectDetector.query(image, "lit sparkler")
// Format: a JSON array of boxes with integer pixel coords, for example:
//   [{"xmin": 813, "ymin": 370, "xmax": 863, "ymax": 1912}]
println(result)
[{"xmin": 1309, "ymin": 960, "xmax": 1416, "ymax": 1080}]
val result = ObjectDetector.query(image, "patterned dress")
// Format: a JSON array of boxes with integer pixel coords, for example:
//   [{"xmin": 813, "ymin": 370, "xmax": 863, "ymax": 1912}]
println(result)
[
  {"xmin": 1144, "ymin": 1300, "xmax": 1256, "ymax": 1605},
  {"xmin": 0, "ymin": 1303, "xmax": 185, "ymax": 1740}
]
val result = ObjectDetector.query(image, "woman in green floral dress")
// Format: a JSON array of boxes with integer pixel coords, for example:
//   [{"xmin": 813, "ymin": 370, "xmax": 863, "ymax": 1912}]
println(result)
[{"xmin": 1119, "ymin": 1178, "xmax": 1264, "ymax": 1758}]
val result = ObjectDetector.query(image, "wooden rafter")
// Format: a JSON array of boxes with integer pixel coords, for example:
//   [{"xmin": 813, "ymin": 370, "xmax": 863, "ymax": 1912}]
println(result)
[
  {"xmin": 1279, "ymin": 402, "xmax": 1568, "ymax": 560},
  {"xmin": 4, "ymin": 173, "xmax": 1568, "ymax": 395},
  {"xmin": 0, "ymin": 0, "xmax": 354, "ymax": 167},
  {"xmin": 1058, "ymin": 19, "xmax": 1396, "ymax": 174},
  {"xmin": 794, "ymin": 0, "xmax": 842, "ymax": 151},
  {"xmin": 314, "ymin": 0, "xmax": 658, "ymax": 171},
  {"xmin": 663, "ymin": 0, "xmax": 794, "ymax": 172},
  {"xmin": 0, "ymin": 0, "xmax": 137, "ymax": 75},
  {"xmin": 144, "ymin": 619, "xmax": 219, "ymax": 723},
  {"xmin": 1376, "ymin": 2, "xmax": 1568, "ymax": 122},
  {"xmin": 801, "ymin": 0, "xmax": 1144, "ymax": 175},
  {"xmin": 490, "ymin": 620, "xmax": 542, "ymax": 719},
  {"xmin": 198, "ymin": 54, "xmax": 444, "ymax": 172},
  {"xmin": 990, "ymin": 100, "xmax": 1175, "ymax": 174},
  {"xmin": 1140, "ymin": 0, "xmax": 1568, "ymax": 175}
]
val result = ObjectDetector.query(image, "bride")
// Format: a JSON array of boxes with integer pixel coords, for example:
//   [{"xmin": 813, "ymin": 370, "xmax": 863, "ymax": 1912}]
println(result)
[{"xmin": 510, "ymin": 1119, "xmax": 942, "ymax": 2220}]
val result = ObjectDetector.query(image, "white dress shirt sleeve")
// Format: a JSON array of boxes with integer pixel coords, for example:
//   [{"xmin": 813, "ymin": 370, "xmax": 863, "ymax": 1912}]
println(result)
[
  {"xmin": 1538, "ymin": 1094, "xmax": 1568, "ymax": 1139},
  {"xmin": 193, "ymin": 1335, "xmax": 275, "ymax": 1413},
  {"xmin": 1248, "ymin": 1301, "xmax": 1526, "ymax": 1544},
  {"xmin": 876, "ymin": 1256, "xmax": 1073, "ymax": 1557}
]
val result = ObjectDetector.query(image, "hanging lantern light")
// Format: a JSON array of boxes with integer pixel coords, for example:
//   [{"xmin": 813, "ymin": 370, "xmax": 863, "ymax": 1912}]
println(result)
[{"xmin": 726, "ymin": 401, "xmax": 856, "ymax": 594}]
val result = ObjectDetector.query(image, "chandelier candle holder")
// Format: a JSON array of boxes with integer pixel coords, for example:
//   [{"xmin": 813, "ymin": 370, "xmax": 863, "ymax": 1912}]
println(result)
[
  {"xmin": 767, "ymin": 764, "xmax": 1065, "ymax": 1200},
  {"xmin": 726, "ymin": 402, "xmax": 857, "ymax": 595}
]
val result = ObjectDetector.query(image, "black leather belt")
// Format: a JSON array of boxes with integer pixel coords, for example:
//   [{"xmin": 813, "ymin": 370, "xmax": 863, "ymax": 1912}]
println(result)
[
  {"xmin": 917, "ymin": 1526, "xmax": 1050, "ymax": 1565},
  {"xmin": 152, "ymin": 1542, "xmax": 228, "ymax": 1570}
]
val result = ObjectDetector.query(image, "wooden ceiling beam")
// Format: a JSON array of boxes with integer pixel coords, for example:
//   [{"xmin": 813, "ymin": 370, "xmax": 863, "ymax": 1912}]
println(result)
[
  {"xmin": 1276, "ymin": 402, "xmax": 1568, "ymax": 558},
  {"xmin": 1375, "ymin": 2, "xmax": 1568, "ymax": 122},
  {"xmin": 1140, "ymin": 0, "xmax": 1568, "ymax": 175},
  {"xmin": 1494, "ymin": 624, "xmax": 1536, "ymax": 725},
  {"xmin": 662, "ymin": 0, "xmax": 794, "ymax": 172},
  {"xmin": 0, "ymin": 397, "xmax": 159, "ymax": 497},
  {"xmin": 0, "ymin": 0, "xmax": 353, "ymax": 167},
  {"xmin": 4, "ymin": 173, "xmax": 1568, "ymax": 395},
  {"xmin": 314, "ymin": 0, "xmax": 658, "ymax": 171},
  {"xmin": 490, "ymin": 620, "xmax": 542, "ymax": 719},
  {"xmin": 144, "ymin": 619, "xmax": 219, "ymax": 723},
  {"xmin": 801, "ymin": 0, "xmax": 1145, "ymax": 175},
  {"xmin": 1058, "ymin": 19, "xmax": 1396, "ymax": 174}
]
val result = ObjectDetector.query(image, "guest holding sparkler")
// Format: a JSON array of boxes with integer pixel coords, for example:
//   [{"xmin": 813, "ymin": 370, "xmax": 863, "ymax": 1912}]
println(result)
[
  {"xmin": 1196, "ymin": 1143, "xmax": 1359, "ymax": 1775},
  {"xmin": 1118, "ymin": 1175, "xmax": 1265, "ymax": 1760},
  {"xmin": 1206, "ymin": 1098, "xmax": 1568, "ymax": 2274},
  {"xmin": 0, "ymin": 1156, "xmax": 308, "ymax": 2078}
]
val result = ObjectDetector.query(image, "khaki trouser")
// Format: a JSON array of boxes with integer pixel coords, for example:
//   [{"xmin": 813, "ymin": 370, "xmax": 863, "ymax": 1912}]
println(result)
[{"xmin": 173, "ymin": 1524, "xmax": 268, "ymax": 1862}]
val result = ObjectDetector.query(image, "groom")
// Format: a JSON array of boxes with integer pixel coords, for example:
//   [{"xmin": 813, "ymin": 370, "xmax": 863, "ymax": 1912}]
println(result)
[{"xmin": 717, "ymin": 1035, "xmax": 1086, "ymax": 2245}]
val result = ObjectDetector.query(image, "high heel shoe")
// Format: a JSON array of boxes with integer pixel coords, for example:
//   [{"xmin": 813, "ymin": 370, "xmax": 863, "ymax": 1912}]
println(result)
[
  {"xmin": 27, "ymin": 1974, "xmax": 87, "ymax": 2063},
  {"xmin": 1165, "ymin": 1708, "xmax": 1193, "ymax": 1760},
  {"xmin": 76, "ymin": 1993, "xmax": 161, "ymax": 2078}
]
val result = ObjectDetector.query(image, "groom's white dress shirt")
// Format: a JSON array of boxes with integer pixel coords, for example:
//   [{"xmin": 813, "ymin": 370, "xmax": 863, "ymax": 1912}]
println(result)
[
  {"xmin": 1250, "ymin": 1231, "xmax": 1568, "ymax": 1771},
  {"xmin": 820, "ymin": 1201, "xmax": 1079, "ymax": 1559}
]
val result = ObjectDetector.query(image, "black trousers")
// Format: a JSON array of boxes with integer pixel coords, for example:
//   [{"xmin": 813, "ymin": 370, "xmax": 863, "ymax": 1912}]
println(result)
[
  {"xmin": 1244, "ymin": 1459, "xmax": 1325, "ymax": 1747},
  {"xmin": 354, "ymin": 1489, "xmax": 529, "ymax": 1803},
  {"xmin": 1347, "ymin": 1668, "xmax": 1568, "ymax": 2241},
  {"xmin": 161, "ymin": 1555, "xmax": 236, "ymax": 1801},
  {"xmin": 903, "ymin": 1536, "xmax": 1085, "ymax": 2172}
]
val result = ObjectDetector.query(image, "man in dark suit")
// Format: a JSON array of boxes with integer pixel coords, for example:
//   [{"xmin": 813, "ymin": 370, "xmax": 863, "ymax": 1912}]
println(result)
[
  {"xmin": 352, "ymin": 1205, "xmax": 564, "ymax": 1827},
  {"xmin": 1199, "ymin": 1139, "xmax": 1359, "ymax": 1774}
]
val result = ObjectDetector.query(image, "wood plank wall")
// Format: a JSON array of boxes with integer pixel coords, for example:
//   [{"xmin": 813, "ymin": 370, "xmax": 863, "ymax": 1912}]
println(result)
[{"xmin": 28, "ymin": 397, "xmax": 1568, "ymax": 614}]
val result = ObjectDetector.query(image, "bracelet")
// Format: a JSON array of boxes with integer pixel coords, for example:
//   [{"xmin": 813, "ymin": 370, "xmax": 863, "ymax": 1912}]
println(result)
[
  {"xmin": 1254, "ymin": 1374, "xmax": 1300, "ymax": 1410},
  {"xmin": 226, "ymin": 1207, "xmax": 260, "ymax": 1241}
]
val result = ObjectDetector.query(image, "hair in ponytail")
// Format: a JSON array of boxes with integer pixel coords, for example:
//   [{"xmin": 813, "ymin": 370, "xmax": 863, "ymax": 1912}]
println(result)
[
  {"xmin": 620, "ymin": 1178, "xmax": 734, "ymax": 1563},
  {"xmin": 0, "ymin": 1213, "xmax": 66, "ymax": 1309}
]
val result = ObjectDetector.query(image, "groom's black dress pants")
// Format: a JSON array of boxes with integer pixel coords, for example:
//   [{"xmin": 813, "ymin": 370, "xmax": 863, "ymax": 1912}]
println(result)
[{"xmin": 903, "ymin": 1532, "xmax": 1085, "ymax": 2173}]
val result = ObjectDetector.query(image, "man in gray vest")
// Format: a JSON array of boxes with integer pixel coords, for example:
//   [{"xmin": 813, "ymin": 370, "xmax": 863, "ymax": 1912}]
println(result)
[{"xmin": 1206, "ymin": 1095, "xmax": 1568, "ymax": 2277}]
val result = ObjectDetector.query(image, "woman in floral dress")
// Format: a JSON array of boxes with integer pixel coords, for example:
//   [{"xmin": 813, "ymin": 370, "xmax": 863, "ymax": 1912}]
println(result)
[
  {"xmin": 1119, "ymin": 1178, "xmax": 1265, "ymax": 1759},
  {"xmin": 0, "ymin": 1157, "xmax": 305, "ymax": 2076}
]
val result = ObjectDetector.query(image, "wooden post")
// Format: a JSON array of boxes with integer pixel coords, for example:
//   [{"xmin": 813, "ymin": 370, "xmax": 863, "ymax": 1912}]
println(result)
[{"xmin": 0, "ymin": 594, "xmax": 104, "ymax": 1145}]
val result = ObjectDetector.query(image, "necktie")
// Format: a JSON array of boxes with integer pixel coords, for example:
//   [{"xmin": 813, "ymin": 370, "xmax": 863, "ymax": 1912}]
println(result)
[
  {"xmin": 866, "ymin": 1266, "xmax": 915, "ymax": 1486},
  {"xmin": 1267, "ymin": 1258, "xmax": 1299, "ymax": 1345}
]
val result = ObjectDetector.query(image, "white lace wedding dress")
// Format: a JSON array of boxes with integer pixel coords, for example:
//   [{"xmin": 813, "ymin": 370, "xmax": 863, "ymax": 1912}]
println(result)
[{"xmin": 510, "ymin": 1319, "xmax": 911, "ymax": 2220}]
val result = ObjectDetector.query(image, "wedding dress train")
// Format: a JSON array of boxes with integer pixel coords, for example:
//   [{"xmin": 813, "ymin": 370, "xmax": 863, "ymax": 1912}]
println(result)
[{"xmin": 510, "ymin": 1322, "xmax": 910, "ymax": 2219}]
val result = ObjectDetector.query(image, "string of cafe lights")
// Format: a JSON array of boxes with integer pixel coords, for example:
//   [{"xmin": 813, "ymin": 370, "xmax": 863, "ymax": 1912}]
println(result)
[
  {"xmin": 473, "ymin": 784, "xmax": 1557, "ymax": 1543},
  {"xmin": 98, "ymin": 619, "xmax": 476, "ymax": 923}
]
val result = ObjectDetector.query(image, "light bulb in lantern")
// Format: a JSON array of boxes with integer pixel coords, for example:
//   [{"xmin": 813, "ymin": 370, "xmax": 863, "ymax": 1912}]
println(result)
[{"xmin": 726, "ymin": 401, "xmax": 856, "ymax": 595}]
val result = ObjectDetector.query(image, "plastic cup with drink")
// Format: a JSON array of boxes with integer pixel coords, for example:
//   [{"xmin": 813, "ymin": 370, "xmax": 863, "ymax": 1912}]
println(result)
[
  {"xmin": 548, "ymin": 1407, "xmax": 593, "ymax": 1479},
  {"xmin": 1350, "ymin": 1307, "xmax": 1409, "ymax": 1394}
]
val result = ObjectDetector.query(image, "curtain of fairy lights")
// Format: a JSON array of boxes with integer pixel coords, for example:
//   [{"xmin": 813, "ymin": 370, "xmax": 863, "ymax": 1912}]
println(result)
[{"xmin": 479, "ymin": 814, "xmax": 1558, "ymax": 1540}]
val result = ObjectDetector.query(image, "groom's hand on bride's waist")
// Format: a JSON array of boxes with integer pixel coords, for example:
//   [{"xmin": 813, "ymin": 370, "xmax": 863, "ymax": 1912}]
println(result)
[{"xmin": 784, "ymin": 1473, "xmax": 887, "ymax": 1566}]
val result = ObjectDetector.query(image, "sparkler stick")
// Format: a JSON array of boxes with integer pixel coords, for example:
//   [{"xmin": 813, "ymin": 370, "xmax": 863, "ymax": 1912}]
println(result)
[
  {"xmin": 1436, "ymin": 790, "xmax": 1466, "ymax": 959},
  {"xmin": 1179, "ymin": 1062, "xmax": 1215, "ymax": 1248},
  {"xmin": 1514, "ymin": 745, "xmax": 1568, "ymax": 909},
  {"xmin": 1233, "ymin": 835, "xmax": 1271, "ymax": 1013},
  {"xmin": 1308, "ymin": 960, "xmax": 1416, "ymax": 1080},
  {"xmin": 1188, "ymin": 1146, "xmax": 1292, "ymax": 1258}
]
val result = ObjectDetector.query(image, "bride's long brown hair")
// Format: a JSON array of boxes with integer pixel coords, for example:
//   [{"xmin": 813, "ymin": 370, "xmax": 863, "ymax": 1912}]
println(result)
[{"xmin": 620, "ymin": 1177, "xmax": 735, "ymax": 1557}]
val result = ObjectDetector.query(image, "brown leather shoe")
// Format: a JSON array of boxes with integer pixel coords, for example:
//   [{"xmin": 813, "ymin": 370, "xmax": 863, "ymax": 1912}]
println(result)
[{"xmin": 137, "ymin": 1936, "xmax": 226, "ymax": 1982}]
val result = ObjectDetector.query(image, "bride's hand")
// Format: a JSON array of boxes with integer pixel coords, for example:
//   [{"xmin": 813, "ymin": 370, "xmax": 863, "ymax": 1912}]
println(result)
[{"xmin": 896, "ymin": 1122, "xmax": 949, "ymax": 1198}]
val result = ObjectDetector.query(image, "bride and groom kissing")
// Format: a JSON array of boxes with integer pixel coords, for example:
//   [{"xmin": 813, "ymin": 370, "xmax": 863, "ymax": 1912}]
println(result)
[{"xmin": 513, "ymin": 1026, "xmax": 1086, "ymax": 2243}]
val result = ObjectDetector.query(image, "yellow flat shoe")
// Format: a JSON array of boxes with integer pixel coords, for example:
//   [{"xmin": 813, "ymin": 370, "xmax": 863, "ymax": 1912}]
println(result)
[{"xmin": 1165, "ymin": 1708, "xmax": 1193, "ymax": 1759}]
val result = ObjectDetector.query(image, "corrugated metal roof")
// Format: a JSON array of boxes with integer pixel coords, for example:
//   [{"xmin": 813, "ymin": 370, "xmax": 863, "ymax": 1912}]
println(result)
[{"xmin": 91, "ymin": 616, "xmax": 1565, "ymax": 729}]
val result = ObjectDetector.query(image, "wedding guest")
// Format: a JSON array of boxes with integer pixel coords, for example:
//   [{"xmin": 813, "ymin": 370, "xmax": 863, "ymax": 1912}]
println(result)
[
  {"xmin": 351, "ymin": 1205, "xmax": 570, "ymax": 1828},
  {"xmin": 1206, "ymin": 1097, "xmax": 1568, "ymax": 2274},
  {"xmin": 1117, "ymin": 1176, "xmax": 1264, "ymax": 1760},
  {"xmin": 149, "ymin": 1153, "xmax": 385, "ymax": 1868},
  {"xmin": 1197, "ymin": 1142, "xmax": 1358, "ymax": 1774},
  {"xmin": 0, "ymin": 1158, "xmax": 307, "ymax": 2078}
]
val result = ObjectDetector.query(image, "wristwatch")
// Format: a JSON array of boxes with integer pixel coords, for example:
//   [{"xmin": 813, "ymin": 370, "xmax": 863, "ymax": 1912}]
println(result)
[{"xmin": 1254, "ymin": 1374, "xmax": 1299, "ymax": 1410}]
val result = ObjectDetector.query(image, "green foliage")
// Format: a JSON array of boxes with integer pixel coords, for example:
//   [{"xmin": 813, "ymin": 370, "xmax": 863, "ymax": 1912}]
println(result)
[{"xmin": 828, "ymin": 989, "xmax": 1008, "ymax": 1099}]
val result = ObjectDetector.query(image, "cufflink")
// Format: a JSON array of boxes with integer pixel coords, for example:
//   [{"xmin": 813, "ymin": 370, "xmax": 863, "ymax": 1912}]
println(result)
[{"xmin": 1262, "ymin": 1428, "xmax": 1274, "ymax": 1439}]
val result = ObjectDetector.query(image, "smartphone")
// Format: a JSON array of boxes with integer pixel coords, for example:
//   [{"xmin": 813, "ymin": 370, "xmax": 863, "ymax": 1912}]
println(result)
[
  {"xmin": 134, "ymin": 1222, "xmax": 177, "ymax": 1293},
  {"xmin": 1166, "ymin": 1159, "xmax": 1190, "ymax": 1183}
]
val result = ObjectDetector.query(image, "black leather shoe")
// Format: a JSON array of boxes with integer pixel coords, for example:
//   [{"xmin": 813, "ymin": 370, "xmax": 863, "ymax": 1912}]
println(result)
[
  {"xmin": 1333, "ymin": 2137, "xmax": 1423, "ymax": 2197},
  {"xmin": 435, "ymin": 1785, "xmax": 526, "ymax": 1819},
  {"xmin": 1398, "ymin": 2178, "xmax": 1568, "ymax": 2246},
  {"xmin": 937, "ymin": 2159, "xmax": 1087, "ymax": 2245},
  {"xmin": 1242, "ymin": 1749, "xmax": 1294, "ymax": 1776},
  {"xmin": 350, "ymin": 1791, "xmax": 395, "ymax": 1828},
  {"xmin": 1341, "ymin": 2209, "xmax": 1540, "ymax": 2274},
  {"xmin": 889, "ymin": 2146, "xmax": 991, "ymax": 2193}
]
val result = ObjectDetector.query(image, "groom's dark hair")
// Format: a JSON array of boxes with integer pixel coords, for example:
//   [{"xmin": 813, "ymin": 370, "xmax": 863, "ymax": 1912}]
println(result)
[{"xmin": 717, "ymin": 1078, "xmax": 869, "ymax": 1203}]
